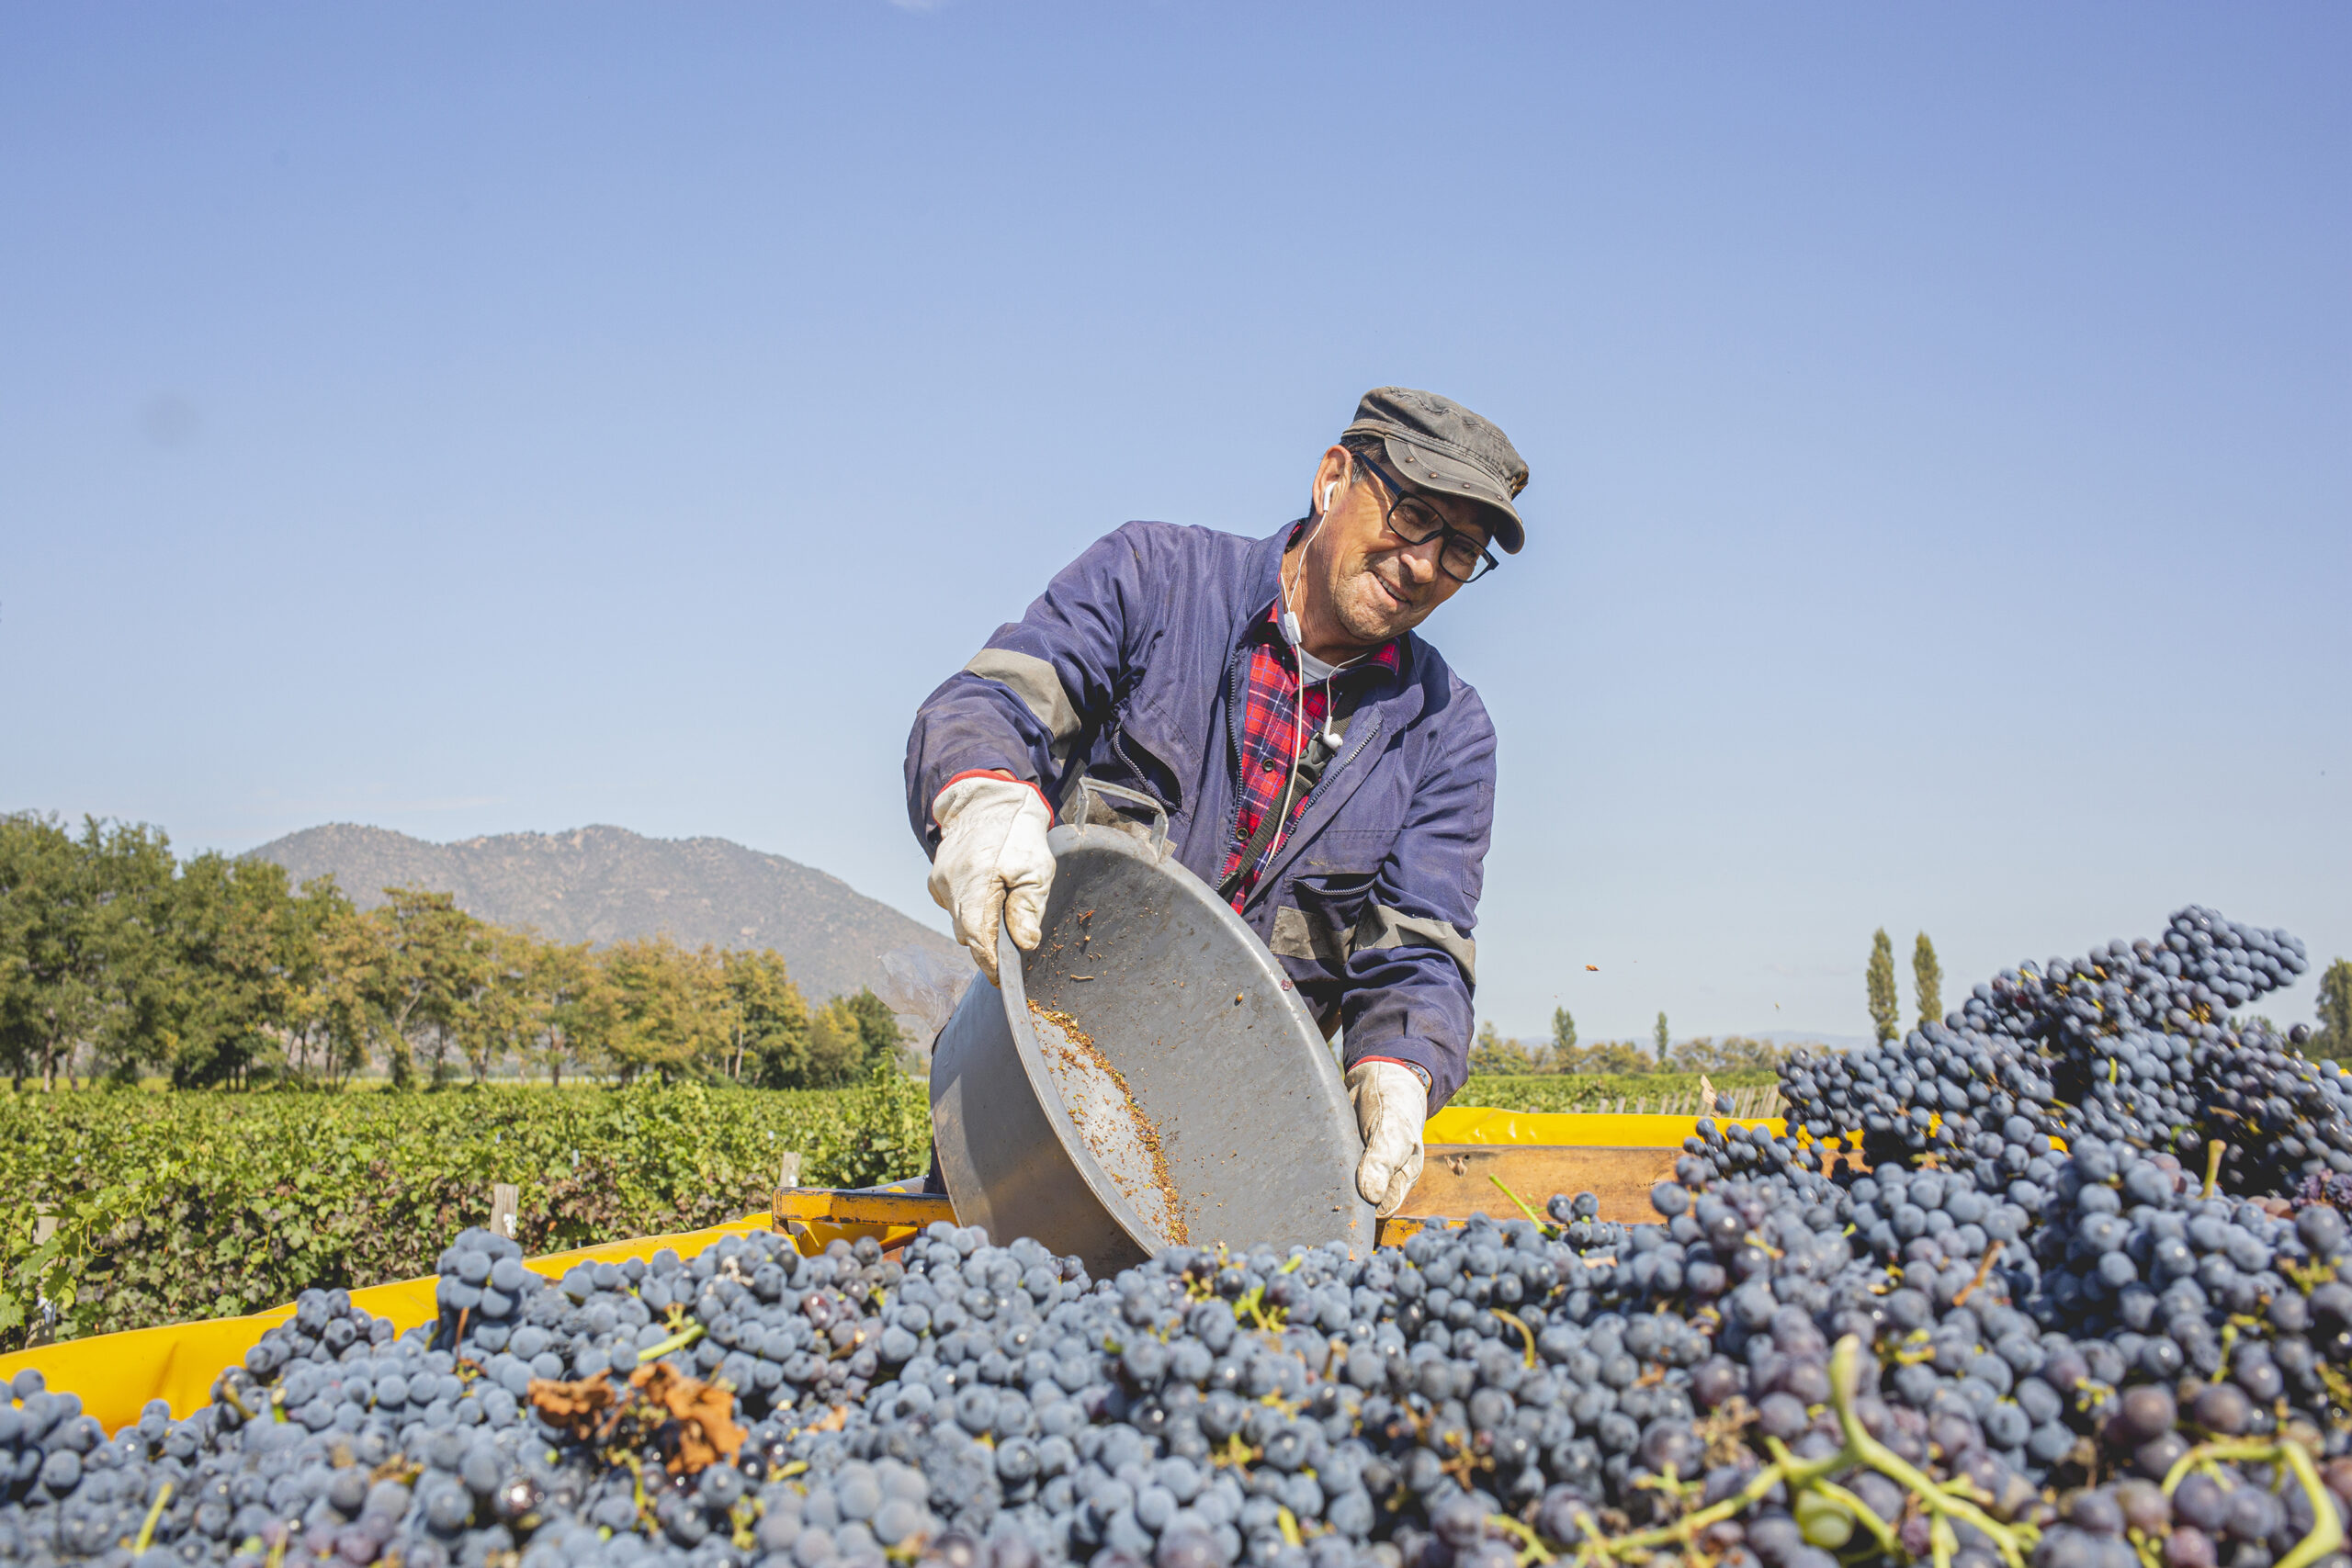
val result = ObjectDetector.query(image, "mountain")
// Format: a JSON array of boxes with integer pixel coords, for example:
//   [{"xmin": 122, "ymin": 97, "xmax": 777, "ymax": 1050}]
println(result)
[{"xmin": 244, "ymin": 823, "xmax": 960, "ymax": 1006}]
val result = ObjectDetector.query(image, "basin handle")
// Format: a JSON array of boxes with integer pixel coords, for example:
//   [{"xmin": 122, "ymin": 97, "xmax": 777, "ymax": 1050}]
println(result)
[{"xmin": 1074, "ymin": 777, "xmax": 1169, "ymax": 859}]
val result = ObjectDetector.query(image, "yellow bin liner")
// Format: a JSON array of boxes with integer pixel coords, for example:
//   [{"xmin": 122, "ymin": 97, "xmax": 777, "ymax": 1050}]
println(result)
[
  {"xmin": 0, "ymin": 1213, "xmax": 780, "ymax": 1435},
  {"xmin": 1425, "ymin": 1107, "xmax": 1782, "ymax": 1147}
]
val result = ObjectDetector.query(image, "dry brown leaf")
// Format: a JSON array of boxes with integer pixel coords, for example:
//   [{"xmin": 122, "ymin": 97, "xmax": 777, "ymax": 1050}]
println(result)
[
  {"xmin": 630, "ymin": 1361, "xmax": 747, "ymax": 1475},
  {"xmin": 527, "ymin": 1364, "xmax": 745, "ymax": 1476},
  {"xmin": 526, "ymin": 1373, "xmax": 622, "ymax": 1443}
]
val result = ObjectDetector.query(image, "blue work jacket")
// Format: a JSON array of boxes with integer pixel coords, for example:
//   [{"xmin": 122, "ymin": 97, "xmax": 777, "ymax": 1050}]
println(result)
[{"xmin": 904, "ymin": 520, "xmax": 1493, "ymax": 1109}]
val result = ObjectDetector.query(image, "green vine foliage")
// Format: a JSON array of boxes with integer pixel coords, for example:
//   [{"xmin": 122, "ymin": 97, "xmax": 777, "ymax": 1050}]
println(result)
[
  {"xmin": 1461, "ymin": 1070, "xmax": 1781, "ymax": 1113},
  {"xmin": 0, "ymin": 1074, "xmax": 929, "ymax": 1349}
]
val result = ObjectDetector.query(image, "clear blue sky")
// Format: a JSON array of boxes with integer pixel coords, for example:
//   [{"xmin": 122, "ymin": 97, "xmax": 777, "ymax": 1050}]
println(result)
[{"xmin": 5, "ymin": 4, "xmax": 2346, "ymax": 1044}]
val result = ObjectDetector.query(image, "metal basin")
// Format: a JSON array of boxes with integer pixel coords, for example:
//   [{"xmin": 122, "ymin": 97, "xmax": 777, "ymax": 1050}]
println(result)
[{"xmin": 929, "ymin": 781, "xmax": 1376, "ymax": 1273}]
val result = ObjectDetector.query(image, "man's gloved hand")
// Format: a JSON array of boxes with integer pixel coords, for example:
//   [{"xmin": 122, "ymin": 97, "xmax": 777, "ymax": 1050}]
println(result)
[
  {"xmin": 1346, "ymin": 1060, "xmax": 1428, "ymax": 1217},
  {"xmin": 927, "ymin": 775, "xmax": 1055, "ymax": 987}
]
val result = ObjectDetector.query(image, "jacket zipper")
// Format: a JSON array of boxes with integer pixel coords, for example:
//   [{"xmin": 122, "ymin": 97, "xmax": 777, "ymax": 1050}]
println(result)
[
  {"xmin": 1243, "ymin": 709, "xmax": 1381, "ymax": 913},
  {"xmin": 1219, "ymin": 643, "xmax": 1250, "ymax": 860}
]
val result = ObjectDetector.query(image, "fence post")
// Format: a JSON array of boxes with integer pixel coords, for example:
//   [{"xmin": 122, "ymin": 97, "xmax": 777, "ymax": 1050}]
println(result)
[
  {"xmin": 489, "ymin": 1184, "xmax": 519, "ymax": 1243},
  {"xmin": 28, "ymin": 1213, "xmax": 59, "ymax": 1348},
  {"xmin": 778, "ymin": 1151, "xmax": 804, "ymax": 1190}
]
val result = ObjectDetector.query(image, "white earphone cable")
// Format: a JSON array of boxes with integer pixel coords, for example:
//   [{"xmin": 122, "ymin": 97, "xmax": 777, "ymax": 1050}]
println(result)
[{"xmin": 1263, "ymin": 455, "xmax": 1351, "ymax": 873}]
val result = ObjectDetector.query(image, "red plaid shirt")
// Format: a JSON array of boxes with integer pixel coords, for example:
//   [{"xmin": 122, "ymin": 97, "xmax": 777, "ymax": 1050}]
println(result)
[{"xmin": 1219, "ymin": 604, "xmax": 1401, "ymax": 907}]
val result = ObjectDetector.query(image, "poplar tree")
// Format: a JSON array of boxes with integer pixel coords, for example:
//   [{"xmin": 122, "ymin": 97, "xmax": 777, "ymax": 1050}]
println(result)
[
  {"xmin": 1653, "ymin": 1011, "xmax": 1669, "ymax": 1064},
  {"xmin": 1552, "ymin": 1008, "xmax": 1577, "ymax": 1055},
  {"xmin": 1913, "ymin": 932, "xmax": 1944, "ymax": 1029},
  {"xmin": 2316, "ymin": 958, "xmax": 2352, "ymax": 1063},
  {"xmin": 1868, "ymin": 929, "xmax": 1900, "ymax": 1044}
]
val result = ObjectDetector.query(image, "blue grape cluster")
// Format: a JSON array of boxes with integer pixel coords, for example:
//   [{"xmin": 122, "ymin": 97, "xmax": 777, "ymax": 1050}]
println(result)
[
  {"xmin": 1775, "ymin": 908, "xmax": 2345, "ymax": 1199},
  {"xmin": 4, "ymin": 908, "xmax": 2349, "ymax": 1568}
]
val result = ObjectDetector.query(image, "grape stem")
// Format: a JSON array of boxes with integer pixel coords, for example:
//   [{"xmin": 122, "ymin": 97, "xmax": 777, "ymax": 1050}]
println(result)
[
  {"xmin": 1950, "ymin": 1246, "xmax": 2002, "ymax": 1309},
  {"xmin": 1491, "ymin": 1309, "xmax": 1537, "ymax": 1369},
  {"xmin": 636, "ymin": 1322, "xmax": 706, "ymax": 1363},
  {"xmin": 2159, "ymin": 1438, "xmax": 2343, "ymax": 1568},
  {"xmin": 1487, "ymin": 1174, "xmax": 1554, "ymax": 1234},
  {"xmin": 1488, "ymin": 1511, "xmax": 1555, "ymax": 1564},
  {"xmin": 131, "ymin": 1481, "xmax": 173, "ymax": 1552},
  {"xmin": 1502, "ymin": 1336, "xmax": 2037, "ymax": 1568}
]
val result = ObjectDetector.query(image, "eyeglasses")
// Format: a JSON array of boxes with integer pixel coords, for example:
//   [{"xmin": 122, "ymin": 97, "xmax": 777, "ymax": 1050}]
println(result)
[{"xmin": 1349, "ymin": 452, "xmax": 1499, "ymax": 584}]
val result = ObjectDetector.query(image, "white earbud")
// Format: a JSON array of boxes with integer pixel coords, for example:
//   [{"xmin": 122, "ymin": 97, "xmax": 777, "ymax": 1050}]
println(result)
[{"xmin": 1287, "ymin": 463, "xmax": 1345, "ymax": 649}]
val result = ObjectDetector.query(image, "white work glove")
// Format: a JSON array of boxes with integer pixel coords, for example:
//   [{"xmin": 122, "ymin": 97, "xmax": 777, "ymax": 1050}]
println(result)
[
  {"xmin": 927, "ymin": 775, "xmax": 1055, "ymax": 987},
  {"xmin": 1346, "ymin": 1060, "xmax": 1428, "ymax": 1217}
]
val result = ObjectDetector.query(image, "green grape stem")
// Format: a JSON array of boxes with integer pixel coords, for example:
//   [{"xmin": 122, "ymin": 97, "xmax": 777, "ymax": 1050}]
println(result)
[
  {"xmin": 1487, "ymin": 1174, "xmax": 1554, "ymax": 1233},
  {"xmin": 1499, "ymin": 1335, "xmax": 2039, "ymax": 1568},
  {"xmin": 131, "ymin": 1481, "xmax": 174, "ymax": 1553},
  {"xmin": 635, "ymin": 1322, "xmax": 706, "ymax": 1363},
  {"xmin": 2160, "ymin": 1438, "xmax": 2344, "ymax": 1568}
]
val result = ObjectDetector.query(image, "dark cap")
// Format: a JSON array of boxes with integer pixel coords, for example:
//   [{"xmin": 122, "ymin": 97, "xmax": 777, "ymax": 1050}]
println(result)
[{"xmin": 1342, "ymin": 386, "xmax": 1529, "ymax": 554}]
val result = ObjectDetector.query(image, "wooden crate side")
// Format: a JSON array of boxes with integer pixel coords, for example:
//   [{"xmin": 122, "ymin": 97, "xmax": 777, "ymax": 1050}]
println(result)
[{"xmin": 1401, "ymin": 1145, "xmax": 1680, "ymax": 1225}]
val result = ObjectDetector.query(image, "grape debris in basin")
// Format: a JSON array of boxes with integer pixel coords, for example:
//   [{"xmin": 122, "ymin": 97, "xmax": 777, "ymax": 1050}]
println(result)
[{"xmin": 1029, "ymin": 998, "xmax": 1190, "ymax": 1247}]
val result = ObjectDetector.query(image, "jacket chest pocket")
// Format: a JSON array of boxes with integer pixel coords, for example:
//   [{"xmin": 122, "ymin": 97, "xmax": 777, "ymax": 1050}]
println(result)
[
  {"xmin": 1075, "ymin": 694, "xmax": 1197, "ymax": 822},
  {"xmin": 1270, "ymin": 832, "xmax": 1394, "ymax": 968}
]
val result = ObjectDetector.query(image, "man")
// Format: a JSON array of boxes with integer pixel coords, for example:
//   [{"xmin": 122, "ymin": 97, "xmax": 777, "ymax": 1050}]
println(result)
[{"xmin": 904, "ymin": 388, "xmax": 1527, "ymax": 1216}]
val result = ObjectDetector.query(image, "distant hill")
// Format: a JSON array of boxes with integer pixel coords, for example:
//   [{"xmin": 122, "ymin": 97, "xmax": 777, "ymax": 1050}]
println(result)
[{"xmin": 245, "ymin": 823, "xmax": 960, "ymax": 1006}]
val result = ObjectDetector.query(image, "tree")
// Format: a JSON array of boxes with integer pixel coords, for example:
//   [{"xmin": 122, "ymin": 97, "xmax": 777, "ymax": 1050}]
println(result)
[
  {"xmin": 1913, "ymin": 932, "xmax": 1943, "ymax": 1030},
  {"xmin": 1551, "ymin": 1008, "xmax": 1577, "ymax": 1057},
  {"xmin": 1667, "ymin": 1036, "xmax": 1792, "ymax": 1073},
  {"xmin": 801, "ymin": 1000, "xmax": 873, "ymax": 1088},
  {"xmin": 528, "ymin": 941, "xmax": 601, "ymax": 1087},
  {"xmin": 2315, "ymin": 958, "xmax": 2352, "ymax": 1064},
  {"xmin": 1653, "ymin": 1012, "xmax": 1669, "ymax": 1064},
  {"xmin": 277, "ymin": 876, "xmax": 358, "ymax": 1084},
  {"xmin": 1570, "ymin": 1040, "xmax": 1655, "ymax": 1075},
  {"xmin": 1469, "ymin": 1022, "xmax": 1549, "ymax": 1076},
  {"xmin": 593, "ymin": 937, "xmax": 731, "ymax": 1084},
  {"xmin": 362, "ymin": 889, "xmax": 494, "ymax": 1088},
  {"xmin": 0, "ymin": 813, "xmax": 99, "ymax": 1090},
  {"xmin": 159, "ymin": 852, "xmax": 308, "ymax": 1089},
  {"xmin": 82, "ymin": 822, "xmax": 180, "ymax": 1083},
  {"xmin": 1867, "ymin": 929, "xmax": 1900, "ymax": 1044},
  {"xmin": 464, "ymin": 926, "xmax": 546, "ymax": 1084},
  {"xmin": 311, "ymin": 895, "xmax": 405, "ymax": 1086},
  {"xmin": 722, "ymin": 948, "xmax": 810, "ymax": 1085},
  {"xmin": 0, "ymin": 814, "xmax": 175, "ymax": 1090},
  {"xmin": 838, "ymin": 989, "xmax": 905, "ymax": 1074}
]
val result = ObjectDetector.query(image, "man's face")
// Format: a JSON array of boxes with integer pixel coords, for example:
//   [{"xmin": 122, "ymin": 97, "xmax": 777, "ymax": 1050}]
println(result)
[{"xmin": 1301, "ymin": 446, "xmax": 1490, "ymax": 651}]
